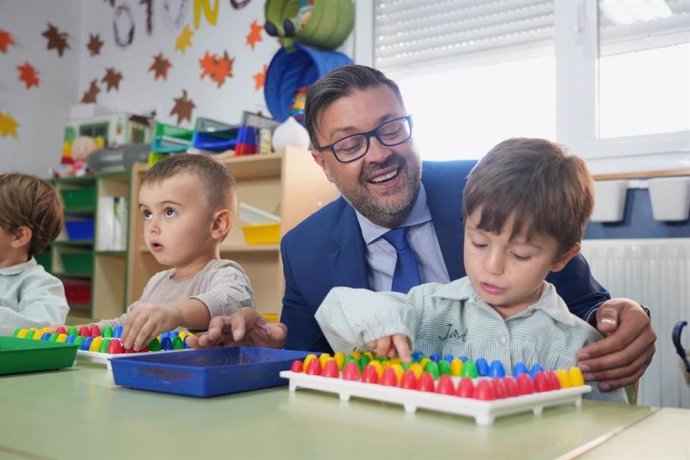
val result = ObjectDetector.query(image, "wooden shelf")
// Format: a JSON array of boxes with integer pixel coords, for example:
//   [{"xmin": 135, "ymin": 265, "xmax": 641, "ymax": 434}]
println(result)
[
  {"xmin": 593, "ymin": 169, "xmax": 690, "ymax": 181},
  {"xmin": 49, "ymin": 171, "xmax": 131, "ymax": 321}
]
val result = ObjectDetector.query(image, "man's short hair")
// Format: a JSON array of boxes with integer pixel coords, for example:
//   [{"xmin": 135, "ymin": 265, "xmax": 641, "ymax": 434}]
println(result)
[
  {"xmin": 142, "ymin": 153, "xmax": 237, "ymax": 213},
  {"xmin": 462, "ymin": 138, "xmax": 594, "ymax": 256},
  {"xmin": 0, "ymin": 173, "xmax": 64, "ymax": 256},
  {"xmin": 305, "ymin": 64, "xmax": 405, "ymax": 148}
]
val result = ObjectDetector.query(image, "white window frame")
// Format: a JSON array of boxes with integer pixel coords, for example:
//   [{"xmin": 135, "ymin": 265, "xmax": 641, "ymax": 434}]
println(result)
[{"xmin": 555, "ymin": 0, "xmax": 690, "ymax": 160}]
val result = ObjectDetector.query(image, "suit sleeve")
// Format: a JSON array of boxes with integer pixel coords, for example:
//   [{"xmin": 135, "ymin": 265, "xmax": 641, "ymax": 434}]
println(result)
[
  {"xmin": 546, "ymin": 253, "xmax": 610, "ymax": 322},
  {"xmin": 280, "ymin": 239, "xmax": 333, "ymax": 353}
]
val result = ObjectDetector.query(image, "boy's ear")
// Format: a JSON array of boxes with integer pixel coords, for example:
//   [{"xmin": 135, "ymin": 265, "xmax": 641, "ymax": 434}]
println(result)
[
  {"xmin": 551, "ymin": 244, "xmax": 581, "ymax": 273},
  {"xmin": 211, "ymin": 209, "xmax": 233, "ymax": 240},
  {"xmin": 11, "ymin": 226, "xmax": 32, "ymax": 249}
]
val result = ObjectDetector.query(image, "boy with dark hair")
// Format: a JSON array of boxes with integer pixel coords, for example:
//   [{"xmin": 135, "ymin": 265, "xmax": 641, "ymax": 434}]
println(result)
[
  {"xmin": 315, "ymin": 138, "xmax": 628, "ymax": 403},
  {"xmin": 0, "ymin": 173, "xmax": 68, "ymax": 334}
]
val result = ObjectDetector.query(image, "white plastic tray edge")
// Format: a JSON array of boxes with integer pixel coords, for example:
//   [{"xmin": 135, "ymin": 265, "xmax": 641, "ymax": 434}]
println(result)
[{"xmin": 280, "ymin": 370, "xmax": 591, "ymax": 425}]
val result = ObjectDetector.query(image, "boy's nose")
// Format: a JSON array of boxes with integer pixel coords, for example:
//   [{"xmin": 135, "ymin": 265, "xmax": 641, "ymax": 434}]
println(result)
[{"xmin": 485, "ymin": 250, "xmax": 505, "ymax": 275}]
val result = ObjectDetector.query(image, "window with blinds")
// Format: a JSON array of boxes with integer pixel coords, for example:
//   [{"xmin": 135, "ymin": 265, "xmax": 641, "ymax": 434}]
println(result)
[
  {"xmin": 373, "ymin": 0, "xmax": 689, "ymax": 162},
  {"xmin": 374, "ymin": 0, "xmax": 689, "ymax": 75},
  {"xmin": 374, "ymin": 0, "xmax": 555, "ymax": 75}
]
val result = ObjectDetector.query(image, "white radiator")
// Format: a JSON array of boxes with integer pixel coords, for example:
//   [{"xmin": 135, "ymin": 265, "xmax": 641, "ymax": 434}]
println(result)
[{"xmin": 581, "ymin": 238, "xmax": 690, "ymax": 408}]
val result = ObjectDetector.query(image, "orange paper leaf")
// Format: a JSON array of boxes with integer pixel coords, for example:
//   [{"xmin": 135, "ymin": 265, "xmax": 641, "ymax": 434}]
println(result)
[
  {"xmin": 246, "ymin": 20, "xmax": 263, "ymax": 50},
  {"xmin": 253, "ymin": 64, "xmax": 267, "ymax": 90},
  {"xmin": 17, "ymin": 62, "xmax": 39, "ymax": 89},
  {"xmin": 0, "ymin": 29, "xmax": 15, "ymax": 53}
]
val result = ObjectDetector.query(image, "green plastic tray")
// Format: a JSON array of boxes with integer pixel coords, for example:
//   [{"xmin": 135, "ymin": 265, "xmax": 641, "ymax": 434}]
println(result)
[{"xmin": 0, "ymin": 337, "xmax": 78, "ymax": 375}]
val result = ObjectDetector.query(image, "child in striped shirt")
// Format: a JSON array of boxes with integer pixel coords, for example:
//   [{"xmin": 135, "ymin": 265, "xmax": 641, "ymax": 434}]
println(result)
[{"xmin": 315, "ymin": 137, "xmax": 628, "ymax": 403}]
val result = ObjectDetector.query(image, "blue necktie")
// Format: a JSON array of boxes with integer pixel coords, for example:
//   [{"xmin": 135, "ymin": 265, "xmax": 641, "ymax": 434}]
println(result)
[{"xmin": 383, "ymin": 227, "xmax": 421, "ymax": 293}]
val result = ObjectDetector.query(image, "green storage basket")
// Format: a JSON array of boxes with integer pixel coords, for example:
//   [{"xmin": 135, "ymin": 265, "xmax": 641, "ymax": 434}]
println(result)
[
  {"xmin": 60, "ymin": 187, "xmax": 96, "ymax": 211},
  {"xmin": 60, "ymin": 252, "xmax": 93, "ymax": 275}
]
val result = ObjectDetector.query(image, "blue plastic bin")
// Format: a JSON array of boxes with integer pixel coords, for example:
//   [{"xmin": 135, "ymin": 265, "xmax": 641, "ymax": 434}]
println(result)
[
  {"xmin": 110, "ymin": 347, "xmax": 309, "ymax": 397},
  {"xmin": 65, "ymin": 219, "xmax": 95, "ymax": 240}
]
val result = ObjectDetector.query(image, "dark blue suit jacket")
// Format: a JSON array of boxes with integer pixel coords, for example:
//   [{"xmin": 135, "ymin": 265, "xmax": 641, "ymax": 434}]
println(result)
[{"xmin": 280, "ymin": 160, "xmax": 610, "ymax": 352}]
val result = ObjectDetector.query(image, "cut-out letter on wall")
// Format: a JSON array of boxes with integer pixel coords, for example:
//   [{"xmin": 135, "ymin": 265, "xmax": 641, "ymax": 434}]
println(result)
[
  {"xmin": 113, "ymin": 4, "xmax": 135, "ymax": 48},
  {"xmin": 194, "ymin": 0, "xmax": 220, "ymax": 29},
  {"xmin": 163, "ymin": 0, "xmax": 190, "ymax": 32}
]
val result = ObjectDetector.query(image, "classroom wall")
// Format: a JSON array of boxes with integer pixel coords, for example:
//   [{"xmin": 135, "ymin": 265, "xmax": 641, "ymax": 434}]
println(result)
[
  {"xmin": 0, "ymin": 0, "xmax": 81, "ymax": 177},
  {"xmin": 0, "ymin": 0, "xmax": 286, "ymax": 177}
]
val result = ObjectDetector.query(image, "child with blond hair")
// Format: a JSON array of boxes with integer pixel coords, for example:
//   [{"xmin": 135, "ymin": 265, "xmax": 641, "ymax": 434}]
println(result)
[{"xmin": 98, "ymin": 154, "xmax": 255, "ymax": 350}]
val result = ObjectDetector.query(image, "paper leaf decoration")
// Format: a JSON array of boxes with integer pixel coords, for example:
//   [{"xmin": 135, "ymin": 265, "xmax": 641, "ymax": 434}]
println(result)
[
  {"xmin": 246, "ymin": 20, "xmax": 263, "ymax": 50},
  {"xmin": 87, "ymin": 34, "xmax": 104, "ymax": 56},
  {"xmin": 0, "ymin": 29, "xmax": 14, "ymax": 53},
  {"xmin": 253, "ymin": 64, "xmax": 267, "ymax": 90},
  {"xmin": 175, "ymin": 25, "xmax": 195, "ymax": 54},
  {"xmin": 199, "ymin": 51, "xmax": 234, "ymax": 88},
  {"xmin": 42, "ymin": 23, "xmax": 70, "ymax": 57},
  {"xmin": 81, "ymin": 79, "xmax": 100, "ymax": 103},
  {"xmin": 17, "ymin": 63, "xmax": 39, "ymax": 89},
  {"xmin": 170, "ymin": 89, "xmax": 195, "ymax": 125},
  {"xmin": 149, "ymin": 52, "xmax": 172, "ymax": 81},
  {"xmin": 0, "ymin": 112, "xmax": 19, "ymax": 138},
  {"xmin": 102, "ymin": 68, "xmax": 123, "ymax": 91}
]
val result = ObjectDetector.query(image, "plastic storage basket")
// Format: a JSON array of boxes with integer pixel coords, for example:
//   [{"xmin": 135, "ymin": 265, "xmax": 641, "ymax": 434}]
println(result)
[{"xmin": 60, "ymin": 187, "xmax": 96, "ymax": 211}]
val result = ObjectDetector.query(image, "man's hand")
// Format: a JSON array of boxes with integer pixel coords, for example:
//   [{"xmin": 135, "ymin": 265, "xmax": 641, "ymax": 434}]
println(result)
[
  {"xmin": 121, "ymin": 302, "xmax": 182, "ymax": 351},
  {"xmin": 186, "ymin": 308, "xmax": 287, "ymax": 349},
  {"xmin": 366, "ymin": 334, "xmax": 411, "ymax": 362},
  {"xmin": 577, "ymin": 298, "xmax": 656, "ymax": 391}
]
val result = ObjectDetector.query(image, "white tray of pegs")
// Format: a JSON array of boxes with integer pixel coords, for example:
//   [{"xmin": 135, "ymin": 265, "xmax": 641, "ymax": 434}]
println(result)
[{"xmin": 280, "ymin": 371, "xmax": 591, "ymax": 425}]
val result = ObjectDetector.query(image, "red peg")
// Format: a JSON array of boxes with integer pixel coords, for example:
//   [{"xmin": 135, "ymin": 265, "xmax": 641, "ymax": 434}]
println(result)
[
  {"xmin": 322, "ymin": 360, "xmax": 340, "ymax": 378},
  {"xmin": 455, "ymin": 377, "xmax": 475, "ymax": 398},
  {"xmin": 290, "ymin": 360, "xmax": 303, "ymax": 373},
  {"xmin": 435, "ymin": 375, "xmax": 455, "ymax": 395},
  {"xmin": 474, "ymin": 379, "xmax": 496, "ymax": 400}
]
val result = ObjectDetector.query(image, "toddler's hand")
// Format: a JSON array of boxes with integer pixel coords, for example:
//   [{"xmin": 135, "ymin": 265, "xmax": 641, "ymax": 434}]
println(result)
[
  {"xmin": 121, "ymin": 302, "xmax": 182, "ymax": 351},
  {"xmin": 367, "ymin": 334, "xmax": 411, "ymax": 362}
]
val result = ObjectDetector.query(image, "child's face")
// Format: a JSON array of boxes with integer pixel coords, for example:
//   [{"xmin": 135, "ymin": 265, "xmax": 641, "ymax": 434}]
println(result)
[
  {"xmin": 463, "ymin": 208, "xmax": 576, "ymax": 319},
  {"xmin": 138, "ymin": 173, "xmax": 218, "ymax": 277},
  {"xmin": 0, "ymin": 227, "xmax": 28, "ymax": 268}
]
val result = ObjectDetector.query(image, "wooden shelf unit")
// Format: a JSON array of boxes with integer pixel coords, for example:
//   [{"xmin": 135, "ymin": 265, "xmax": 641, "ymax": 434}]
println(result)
[
  {"xmin": 47, "ymin": 172, "xmax": 130, "ymax": 320},
  {"xmin": 126, "ymin": 148, "xmax": 339, "ymax": 316}
]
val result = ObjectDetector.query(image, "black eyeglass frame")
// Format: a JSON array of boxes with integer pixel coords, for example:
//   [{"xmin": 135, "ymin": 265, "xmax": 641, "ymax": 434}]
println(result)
[{"xmin": 316, "ymin": 115, "xmax": 413, "ymax": 164}]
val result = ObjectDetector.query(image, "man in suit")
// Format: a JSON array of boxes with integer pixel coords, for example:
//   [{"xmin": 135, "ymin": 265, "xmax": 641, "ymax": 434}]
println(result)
[{"xmin": 197, "ymin": 64, "xmax": 655, "ymax": 392}]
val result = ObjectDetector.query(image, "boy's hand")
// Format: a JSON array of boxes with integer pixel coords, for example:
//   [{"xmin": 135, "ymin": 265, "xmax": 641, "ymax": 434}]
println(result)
[
  {"xmin": 121, "ymin": 302, "xmax": 182, "ymax": 351},
  {"xmin": 577, "ymin": 298, "xmax": 656, "ymax": 391},
  {"xmin": 186, "ymin": 307, "xmax": 287, "ymax": 349},
  {"xmin": 367, "ymin": 334, "xmax": 411, "ymax": 362}
]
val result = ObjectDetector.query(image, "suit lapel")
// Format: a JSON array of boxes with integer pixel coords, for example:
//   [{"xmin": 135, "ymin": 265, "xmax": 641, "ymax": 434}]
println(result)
[
  {"xmin": 328, "ymin": 203, "xmax": 370, "ymax": 288},
  {"xmin": 423, "ymin": 161, "xmax": 475, "ymax": 281}
]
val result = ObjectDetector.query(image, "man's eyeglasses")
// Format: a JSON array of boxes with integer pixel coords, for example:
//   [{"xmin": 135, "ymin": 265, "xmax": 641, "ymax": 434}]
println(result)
[{"xmin": 316, "ymin": 115, "xmax": 413, "ymax": 164}]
